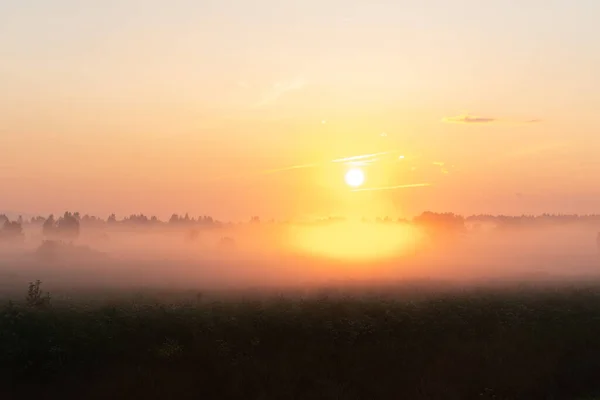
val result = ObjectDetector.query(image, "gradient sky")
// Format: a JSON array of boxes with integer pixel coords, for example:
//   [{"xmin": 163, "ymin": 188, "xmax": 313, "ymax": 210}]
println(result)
[{"xmin": 2, "ymin": 0, "xmax": 600, "ymax": 220}]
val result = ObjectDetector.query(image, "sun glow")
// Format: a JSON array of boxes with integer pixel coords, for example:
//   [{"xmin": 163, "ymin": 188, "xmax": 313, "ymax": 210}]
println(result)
[
  {"xmin": 345, "ymin": 168, "xmax": 365, "ymax": 187},
  {"xmin": 286, "ymin": 221, "xmax": 425, "ymax": 261}
]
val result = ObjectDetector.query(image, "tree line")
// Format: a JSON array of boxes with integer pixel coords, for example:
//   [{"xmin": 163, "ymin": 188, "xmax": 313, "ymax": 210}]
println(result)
[{"xmin": 2, "ymin": 211, "xmax": 600, "ymax": 243}]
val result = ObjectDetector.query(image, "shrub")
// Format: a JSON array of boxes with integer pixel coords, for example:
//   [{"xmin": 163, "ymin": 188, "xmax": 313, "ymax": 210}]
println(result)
[{"xmin": 26, "ymin": 280, "xmax": 51, "ymax": 308}]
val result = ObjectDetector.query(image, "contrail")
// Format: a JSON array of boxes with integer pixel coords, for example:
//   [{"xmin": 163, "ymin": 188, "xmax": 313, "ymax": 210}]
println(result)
[
  {"xmin": 261, "ymin": 163, "xmax": 320, "ymax": 174},
  {"xmin": 351, "ymin": 183, "xmax": 431, "ymax": 192},
  {"xmin": 331, "ymin": 151, "xmax": 392, "ymax": 163},
  {"xmin": 255, "ymin": 151, "xmax": 395, "ymax": 176},
  {"xmin": 208, "ymin": 151, "xmax": 397, "ymax": 182}
]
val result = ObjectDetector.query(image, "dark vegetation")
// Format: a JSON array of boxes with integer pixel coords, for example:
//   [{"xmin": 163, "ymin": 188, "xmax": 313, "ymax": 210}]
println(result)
[{"xmin": 4, "ymin": 282, "xmax": 600, "ymax": 399}]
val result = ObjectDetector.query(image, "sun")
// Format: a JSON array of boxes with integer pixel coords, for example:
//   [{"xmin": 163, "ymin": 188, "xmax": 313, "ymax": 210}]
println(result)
[{"xmin": 345, "ymin": 168, "xmax": 365, "ymax": 188}]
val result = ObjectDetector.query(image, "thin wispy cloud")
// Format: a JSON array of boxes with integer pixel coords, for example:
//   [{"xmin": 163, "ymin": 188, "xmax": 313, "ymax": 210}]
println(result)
[
  {"xmin": 262, "ymin": 152, "xmax": 392, "ymax": 174},
  {"xmin": 351, "ymin": 183, "xmax": 431, "ymax": 192},
  {"xmin": 348, "ymin": 158, "xmax": 380, "ymax": 167},
  {"xmin": 247, "ymin": 152, "xmax": 395, "ymax": 179},
  {"xmin": 262, "ymin": 163, "xmax": 320, "ymax": 174},
  {"xmin": 442, "ymin": 113, "xmax": 542, "ymax": 125},
  {"xmin": 255, "ymin": 77, "xmax": 306, "ymax": 107},
  {"xmin": 431, "ymin": 161, "xmax": 450, "ymax": 174},
  {"xmin": 331, "ymin": 151, "xmax": 392, "ymax": 164},
  {"xmin": 208, "ymin": 151, "xmax": 401, "ymax": 183},
  {"xmin": 442, "ymin": 114, "xmax": 495, "ymax": 124}
]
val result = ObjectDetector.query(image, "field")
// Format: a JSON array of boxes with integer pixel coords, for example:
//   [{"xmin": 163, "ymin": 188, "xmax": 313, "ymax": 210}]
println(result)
[{"xmin": 4, "ymin": 282, "xmax": 600, "ymax": 399}]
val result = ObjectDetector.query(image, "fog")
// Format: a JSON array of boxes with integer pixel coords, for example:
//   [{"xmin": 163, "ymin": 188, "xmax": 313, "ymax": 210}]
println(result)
[{"xmin": 1, "ymin": 217, "xmax": 599, "ymax": 301}]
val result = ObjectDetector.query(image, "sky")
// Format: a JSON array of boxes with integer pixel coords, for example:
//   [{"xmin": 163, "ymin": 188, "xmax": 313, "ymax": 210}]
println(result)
[{"xmin": 2, "ymin": 0, "xmax": 600, "ymax": 221}]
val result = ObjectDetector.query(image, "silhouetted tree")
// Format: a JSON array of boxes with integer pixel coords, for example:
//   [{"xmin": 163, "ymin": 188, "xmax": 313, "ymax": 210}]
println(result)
[
  {"xmin": 124, "ymin": 214, "xmax": 150, "ymax": 225},
  {"xmin": 200, "ymin": 216, "xmax": 214, "ymax": 225},
  {"xmin": 107, "ymin": 214, "xmax": 117, "ymax": 224},
  {"xmin": 26, "ymin": 280, "xmax": 51, "ymax": 308},
  {"xmin": 0, "ymin": 220, "xmax": 24, "ymax": 242},
  {"xmin": 42, "ymin": 215, "xmax": 56, "ymax": 237},
  {"xmin": 56, "ymin": 212, "xmax": 80, "ymax": 241},
  {"xmin": 81, "ymin": 214, "xmax": 101, "ymax": 225},
  {"xmin": 30, "ymin": 216, "xmax": 46, "ymax": 225}
]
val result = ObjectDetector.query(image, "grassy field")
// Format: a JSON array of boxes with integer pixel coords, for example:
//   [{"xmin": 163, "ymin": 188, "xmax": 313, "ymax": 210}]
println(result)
[{"xmin": 3, "ymin": 283, "xmax": 600, "ymax": 399}]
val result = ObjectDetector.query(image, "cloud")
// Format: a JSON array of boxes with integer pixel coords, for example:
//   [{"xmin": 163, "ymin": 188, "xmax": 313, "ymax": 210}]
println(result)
[
  {"xmin": 442, "ymin": 114, "xmax": 495, "ymax": 124},
  {"xmin": 351, "ymin": 183, "xmax": 431, "ymax": 192},
  {"xmin": 209, "ymin": 150, "xmax": 401, "ymax": 183},
  {"xmin": 261, "ymin": 151, "xmax": 391, "ymax": 175},
  {"xmin": 331, "ymin": 151, "xmax": 392, "ymax": 164},
  {"xmin": 442, "ymin": 113, "xmax": 542, "ymax": 125},
  {"xmin": 262, "ymin": 163, "xmax": 320, "ymax": 174},
  {"xmin": 255, "ymin": 77, "xmax": 306, "ymax": 107}
]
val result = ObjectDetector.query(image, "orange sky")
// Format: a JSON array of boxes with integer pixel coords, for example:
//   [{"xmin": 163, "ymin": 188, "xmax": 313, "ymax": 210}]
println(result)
[{"xmin": 2, "ymin": 1, "xmax": 600, "ymax": 220}]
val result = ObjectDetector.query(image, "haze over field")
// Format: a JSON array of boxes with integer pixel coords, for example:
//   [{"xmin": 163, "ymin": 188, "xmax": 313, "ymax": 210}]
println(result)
[{"xmin": 1, "ymin": 213, "xmax": 599, "ymax": 298}]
